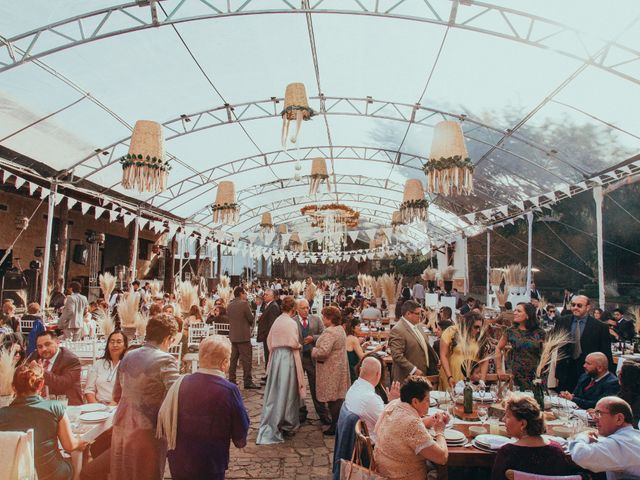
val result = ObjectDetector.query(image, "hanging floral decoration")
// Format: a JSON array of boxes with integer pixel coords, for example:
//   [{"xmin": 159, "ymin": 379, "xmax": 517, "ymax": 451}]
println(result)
[
  {"xmin": 424, "ymin": 121, "xmax": 474, "ymax": 196},
  {"xmin": 301, "ymin": 203, "xmax": 359, "ymax": 228},
  {"xmin": 399, "ymin": 179, "xmax": 428, "ymax": 223},
  {"xmin": 281, "ymin": 83, "xmax": 315, "ymax": 150},
  {"xmin": 120, "ymin": 120, "xmax": 170, "ymax": 193},
  {"xmin": 212, "ymin": 181, "xmax": 239, "ymax": 225}
]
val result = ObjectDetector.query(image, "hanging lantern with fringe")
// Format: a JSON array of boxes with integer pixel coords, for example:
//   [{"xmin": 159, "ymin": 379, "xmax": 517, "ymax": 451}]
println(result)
[
  {"xmin": 400, "ymin": 179, "xmax": 428, "ymax": 223},
  {"xmin": 424, "ymin": 121, "xmax": 474, "ymax": 196},
  {"xmin": 277, "ymin": 224, "xmax": 289, "ymax": 235},
  {"xmin": 290, "ymin": 232, "xmax": 303, "ymax": 252},
  {"xmin": 120, "ymin": 120, "xmax": 169, "ymax": 193},
  {"xmin": 260, "ymin": 212, "xmax": 274, "ymax": 233},
  {"xmin": 212, "ymin": 181, "xmax": 239, "ymax": 225},
  {"xmin": 391, "ymin": 210, "xmax": 405, "ymax": 233},
  {"xmin": 309, "ymin": 158, "xmax": 330, "ymax": 195},
  {"xmin": 281, "ymin": 83, "xmax": 315, "ymax": 150}
]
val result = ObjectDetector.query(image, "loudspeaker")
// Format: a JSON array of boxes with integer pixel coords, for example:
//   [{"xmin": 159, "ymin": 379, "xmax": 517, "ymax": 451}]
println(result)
[{"xmin": 73, "ymin": 244, "xmax": 88, "ymax": 265}]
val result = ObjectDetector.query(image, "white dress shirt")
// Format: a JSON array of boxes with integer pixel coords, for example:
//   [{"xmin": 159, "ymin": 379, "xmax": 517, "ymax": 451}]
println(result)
[
  {"xmin": 568, "ymin": 426, "xmax": 640, "ymax": 480},
  {"xmin": 344, "ymin": 378, "xmax": 385, "ymax": 444},
  {"xmin": 84, "ymin": 359, "xmax": 120, "ymax": 404}
]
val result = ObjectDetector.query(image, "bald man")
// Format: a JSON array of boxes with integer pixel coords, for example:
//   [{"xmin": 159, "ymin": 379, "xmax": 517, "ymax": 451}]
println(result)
[
  {"xmin": 553, "ymin": 295, "xmax": 613, "ymax": 392},
  {"xmin": 344, "ymin": 356, "xmax": 400, "ymax": 443},
  {"xmin": 559, "ymin": 352, "xmax": 619, "ymax": 409}
]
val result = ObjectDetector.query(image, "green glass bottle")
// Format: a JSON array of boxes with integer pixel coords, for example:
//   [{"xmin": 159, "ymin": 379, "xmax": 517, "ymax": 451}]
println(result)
[
  {"xmin": 463, "ymin": 380, "xmax": 473, "ymax": 414},
  {"xmin": 533, "ymin": 378, "xmax": 545, "ymax": 411}
]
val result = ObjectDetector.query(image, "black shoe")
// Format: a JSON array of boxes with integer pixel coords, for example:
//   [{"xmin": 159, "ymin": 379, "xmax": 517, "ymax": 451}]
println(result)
[
  {"xmin": 244, "ymin": 383, "xmax": 262, "ymax": 390},
  {"xmin": 261, "ymin": 375, "xmax": 268, "ymax": 381},
  {"xmin": 282, "ymin": 430, "xmax": 295, "ymax": 438},
  {"xmin": 320, "ymin": 417, "xmax": 332, "ymax": 426},
  {"xmin": 323, "ymin": 427, "xmax": 336, "ymax": 436}
]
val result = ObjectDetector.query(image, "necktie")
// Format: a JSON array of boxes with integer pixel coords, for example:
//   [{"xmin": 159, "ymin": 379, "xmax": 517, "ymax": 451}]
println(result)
[
  {"xmin": 411, "ymin": 323, "xmax": 430, "ymax": 369},
  {"xmin": 302, "ymin": 317, "xmax": 308, "ymax": 329},
  {"xmin": 584, "ymin": 379, "xmax": 596, "ymax": 391},
  {"xmin": 572, "ymin": 319, "xmax": 582, "ymax": 360},
  {"xmin": 43, "ymin": 359, "xmax": 51, "ymax": 371}
]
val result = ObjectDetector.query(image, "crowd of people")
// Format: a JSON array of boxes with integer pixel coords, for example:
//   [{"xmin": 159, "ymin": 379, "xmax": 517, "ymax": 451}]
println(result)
[{"xmin": 0, "ymin": 275, "xmax": 640, "ymax": 480}]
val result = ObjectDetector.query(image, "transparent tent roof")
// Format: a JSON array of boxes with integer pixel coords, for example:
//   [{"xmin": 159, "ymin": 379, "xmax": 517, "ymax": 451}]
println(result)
[{"xmin": 1, "ymin": 0, "xmax": 639, "ymax": 251}]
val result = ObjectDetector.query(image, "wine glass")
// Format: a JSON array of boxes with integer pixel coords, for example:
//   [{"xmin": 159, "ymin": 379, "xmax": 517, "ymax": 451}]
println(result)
[
  {"xmin": 478, "ymin": 407, "xmax": 488, "ymax": 425},
  {"xmin": 490, "ymin": 384, "xmax": 498, "ymax": 400}
]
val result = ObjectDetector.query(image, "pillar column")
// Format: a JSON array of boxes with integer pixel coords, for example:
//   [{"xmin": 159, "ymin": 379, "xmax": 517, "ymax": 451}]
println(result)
[
  {"xmin": 526, "ymin": 212, "xmax": 534, "ymax": 298},
  {"xmin": 593, "ymin": 186, "xmax": 605, "ymax": 308},
  {"xmin": 40, "ymin": 183, "xmax": 57, "ymax": 307}
]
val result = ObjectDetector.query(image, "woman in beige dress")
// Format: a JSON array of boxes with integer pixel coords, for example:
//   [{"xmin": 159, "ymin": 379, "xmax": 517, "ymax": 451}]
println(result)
[{"xmin": 312, "ymin": 305, "xmax": 350, "ymax": 436}]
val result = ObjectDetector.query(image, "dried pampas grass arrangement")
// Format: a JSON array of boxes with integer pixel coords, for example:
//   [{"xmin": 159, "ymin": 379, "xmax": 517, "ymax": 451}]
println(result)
[
  {"xmin": 305, "ymin": 282, "xmax": 317, "ymax": 301},
  {"xmin": 495, "ymin": 289, "xmax": 509, "ymax": 307},
  {"xmin": 440, "ymin": 266, "xmax": 457, "ymax": 281},
  {"xmin": 535, "ymin": 330, "xmax": 572, "ymax": 379},
  {"xmin": 455, "ymin": 317, "xmax": 493, "ymax": 381},
  {"xmin": 421, "ymin": 268, "xmax": 438, "ymax": 282},
  {"xmin": 629, "ymin": 305, "xmax": 640, "ymax": 337},
  {"xmin": 489, "ymin": 268, "xmax": 504, "ymax": 288},
  {"xmin": 379, "ymin": 274, "xmax": 396, "ymax": 305},
  {"xmin": 94, "ymin": 309, "xmax": 115, "ymax": 338},
  {"xmin": 504, "ymin": 264, "xmax": 527, "ymax": 288},
  {"xmin": 0, "ymin": 341, "xmax": 19, "ymax": 396},
  {"xmin": 290, "ymin": 281, "xmax": 303, "ymax": 296},
  {"xmin": 149, "ymin": 279, "xmax": 162, "ymax": 298},
  {"xmin": 99, "ymin": 272, "xmax": 117, "ymax": 302},
  {"xmin": 118, "ymin": 291, "xmax": 142, "ymax": 329},
  {"xmin": 219, "ymin": 275, "xmax": 231, "ymax": 289},
  {"xmin": 176, "ymin": 281, "xmax": 199, "ymax": 315},
  {"xmin": 217, "ymin": 286, "xmax": 232, "ymax": 308},
  {"xmin": 135, "ymin": 314, "xmax": 149, "ymax": 338},
  {"xmin": 425, "ymin": 307, "xmax": 438, "ymax": 332},
  {"xmin": 371, "ymin": 277, "xmax": 383, "ymax": 299},
  {"xmin": 394, "ymin": 275, "xmax": 404, "ymax": 302}
]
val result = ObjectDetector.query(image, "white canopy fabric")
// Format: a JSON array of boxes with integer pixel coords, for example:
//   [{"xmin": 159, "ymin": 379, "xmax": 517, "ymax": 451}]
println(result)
[{"xmin": 1, "ymin": 1, "xmax": 639, "ymax": 250}]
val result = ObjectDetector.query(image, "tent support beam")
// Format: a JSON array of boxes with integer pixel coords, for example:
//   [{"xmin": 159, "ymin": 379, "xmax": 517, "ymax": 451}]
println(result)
[{"xmin": 593, "ymin": 186, "xmax": 605, "ymax": 308}]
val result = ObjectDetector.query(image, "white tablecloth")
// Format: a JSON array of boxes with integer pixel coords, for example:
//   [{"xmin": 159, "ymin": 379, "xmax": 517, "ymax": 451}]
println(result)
[{"xmin": 67, "ymin": 405, "xmax": 114, "ymax": 480}]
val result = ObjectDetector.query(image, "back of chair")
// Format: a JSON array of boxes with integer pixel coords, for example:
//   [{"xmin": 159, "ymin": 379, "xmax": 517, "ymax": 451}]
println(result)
[
  {"xmin": 188, "ymin": 325, "xmax": 209, "ymax": 345},
  {"xmin": 19, "ymin": 319, "xmax": 34, "ymax": 333},
  {"xmin": 354, "ymin": 419, "xmax": 376, "ymax": 472},
  {"xmin": 212, "ymin": 323, "xmax": 230, "ymax": 335},
  {"xmin": 485, "ymin": 373, "xmax": 514, "ymax": 394},
  {"xmin": 424, "ymin": 374, "xmax": 440, "ymax": 391}
]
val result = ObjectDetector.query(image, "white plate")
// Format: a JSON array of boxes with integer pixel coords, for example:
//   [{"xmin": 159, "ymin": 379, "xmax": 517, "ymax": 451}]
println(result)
[
  {"xmin": 79, "ymin": 411, "xmax": 111, "ymax": 423},
  {"xmin": 81, "ymin": 403, "xmax": 107, "ymax": 413},
  {"xmin": 472, "ymin": 440, "xmax": 498, "ymax": 453},
  {"xmin": 473, "ymin": 392, "xmax": 496, "ymax": 402},
  {"xmin": 475, "ymin": 434, "xmax": 512, "ymax": 449},
  {"xmin": 444, "ymin": 429, "xmax": 467, "ymax": 443},
  {"xmin": 544, "ymin": 396, "xmax": 578, "ymax": 409}
]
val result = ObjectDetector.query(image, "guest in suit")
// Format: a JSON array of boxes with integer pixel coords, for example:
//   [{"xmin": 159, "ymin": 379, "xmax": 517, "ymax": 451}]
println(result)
[
  {"xmin": 553, "ymin": 295, "xmax": 612, "ymax": 392},
  {"xmin": 560, "ymin": 352, "xmax": 620, "ymax": 409},
  {"xmin": 57, "ymin": 281, "xmax": 88, "ymax": 340},
  {"xmin": 27, "ymin": 331, "xmax": 83, "ymax": 405},
  {"xmin": 227, "ymin": 287, "xmax": 260, "ymax": 390},
  {"xmin": 256, "ymin": 289, "xmax": 281, "ymax": 366},
  {"xmin": 294, "ymin": 298, "xmax": 331, "ymax": 425},
  {"xmin": 612, "ymin": 308, "xmax": 636, "ymax": 342},
  {"xmin": 389, "ymin": 300, "xmax": 439, "ymax": 384},
  {"xmin": 459, "ymin": 297, "xmax": 474, "ymax": 315},
  {"xmin": 618, "ymin": 360, "xmax": 640, "ymax": 426}
]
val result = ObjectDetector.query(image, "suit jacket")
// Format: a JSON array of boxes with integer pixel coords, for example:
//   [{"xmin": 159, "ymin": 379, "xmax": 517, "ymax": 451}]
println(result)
[
  {"xmin": 616, "ymin": 318, "xmax": 636, "ymax": 342},
  {"xmin": 227, "ymin": 298, "xmax": 254, "ymax": 343},
  {"xmin": 294, "ymin": 314, "xmax": 324, "ymax": 354},
  {"xmin": 389, "ymin": 318, "xmax": 438, "ymax": 383},
  {"xmin": 28, "ymin": 347, "xmax": 83, "ymax": 405},
  {"xmin": 58, "ymin": 292, "xmax": 88, "ymax": 330},
  {"xmin": 256, "ymin": 301, "xmax": 281, "ymax": 342},
  {"xmin": 572, "ymin": 371, "xmax": 620, "ymax": 409}
]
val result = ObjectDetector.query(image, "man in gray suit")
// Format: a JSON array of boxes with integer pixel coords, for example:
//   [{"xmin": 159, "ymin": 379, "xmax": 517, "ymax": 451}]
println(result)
[
  {"xmin": 58, "ymin": 281, "xmax": 88, "ymax": 340},
  {"xmin": 389, "ymin": 300, "xmax": 439, "ymax": 383},
  {"xmin": 228, "ymin": 286, "xmax": 260, "ymax": 389},
  {"xmin": 294, "ymin": 298, "xmax": 331, "ymax": 425}
]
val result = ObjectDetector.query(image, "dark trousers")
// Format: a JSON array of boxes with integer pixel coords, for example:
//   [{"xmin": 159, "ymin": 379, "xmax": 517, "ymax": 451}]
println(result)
[
  {"xmin": 229, "ymin": 341, "xmax": 253, "ymax": 386},
  {"xmin": 262, "ymin": 340, "xmax": 270, "ymax": 365},
  {"xmin": 80, "ymin": 448, "xmax": 110, "ymax": 480},
  {"xmin": 328, "ymin": 399, "xmax": 344, "ymax": 430},
  {"xmin": 300, "ymin": 352, "xmax": 330, "ymax": 422}
]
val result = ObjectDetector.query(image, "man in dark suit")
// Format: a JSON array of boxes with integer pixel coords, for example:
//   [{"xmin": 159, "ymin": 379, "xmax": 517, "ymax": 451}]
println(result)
[
  {"xmin": 612, "ymin": 308, "xmax": 636, "ymax": 342},
  {"xmin": 459, "ymin": 297, "xmax": 474, "ymax": 315},
  {"xmin": 553, "ymin": 295, "xmax": 613, "ymax": 392},
  {"xmin": 28, "ymin": 330, "xmax": 82, "ymax": 405},
  {"xmin": 256, "ymin": 289, "xmax": 280, "ymax": 366},
  {"xmin": 389, "ymin": 300, "xmax": 439, "ymax": 383},
  {"xmin": 294, "ymin": 298, "xmax": 331, "ymax": 425},
  {"xmin": 559, "ymin": 352, "xmax": 619, "ymax": 409},
  {"xmin": 228, "ymin": 287, "xmax": 260, "ymax": 389}
]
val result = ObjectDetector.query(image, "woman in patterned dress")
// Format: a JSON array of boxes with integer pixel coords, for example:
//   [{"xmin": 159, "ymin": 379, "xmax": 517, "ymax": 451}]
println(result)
[{"xmin": 496, "ymin": 302, "xmax": 546, "ymax": 391}]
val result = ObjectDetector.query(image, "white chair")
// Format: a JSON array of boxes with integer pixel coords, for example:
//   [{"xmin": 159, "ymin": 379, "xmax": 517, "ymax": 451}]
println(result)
[
  {"xmin": 169, "ymin": 343, "xmax": 182, "ymax": 362},
  {"xmin": 0, "ymin": 428, "xmax": 36, "ymax": 479},
  {"xmin": 19, "ymin": 318, "xmax": 35, "ymax": 333},
  {"xmin": 188, "ymin": 325, "xmax": 210, "ymax": 346},
  {"xmin": 251, "ymin": 338, "xmax": 263, "ymax": 366},
  {"xmin": 212, "ymin": 323, "xmax": 230, "ymax": 336},
  {"xmin": 62, "ymin": 340, "xmax": 98, "ymax": 364}
]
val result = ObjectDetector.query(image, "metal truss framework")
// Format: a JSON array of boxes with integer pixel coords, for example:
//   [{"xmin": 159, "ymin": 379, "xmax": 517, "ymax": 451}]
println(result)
[{"xmin": 1, "ymin": 0, "xmax": 639, "ymax": 87}]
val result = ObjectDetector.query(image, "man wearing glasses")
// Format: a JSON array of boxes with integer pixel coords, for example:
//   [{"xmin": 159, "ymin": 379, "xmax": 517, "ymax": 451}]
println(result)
[
  {"xmin": 553, "ymin": 295, "xmax": 612, "ymax": 392},
  {"xmin": 568, "ymin": 396, "xmax": 640, "ymax": 479},
  {"xmin": 389, "ymin": 300, "xmax": 439, "ymax": 383}
]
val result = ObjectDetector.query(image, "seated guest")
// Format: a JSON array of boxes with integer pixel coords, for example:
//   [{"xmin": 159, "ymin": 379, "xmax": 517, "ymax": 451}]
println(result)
[
  {"xmin": 27, "ymin": 331, "xmax": 83, "ymax": 405},
  {"xmin": 559, "ymin": 352, "xmax": 619, "ymax": 409},
  {"xmin": 374, "ymin": 376, "xmax": 448, "ymax": 480},
  {"xmin": 618, "ymin": 360, "xmax": 640, "ymax": 427},
  {"xmin": 85, "ymin": 331, "xmax": 128, "ymax": 405},
  {"xmin": 491, "ymin": 394, "xmax": 574, "ymax": 480},
  {"xmin": 344, "ymin": 357, "xmax": 400, "ymax": 443},
  {"xmin": 360, "ymin": 300, "xmax": 382, "ymax": 324},
  {"xmin": 161, "ymin": 335, "xmax": 250, "ymax": 480},
  {"xmin": 345, "ymin": 317, "xmax": 379, "ymax": 383},
  {"xmin": 24, "ymin": 302, "xmax": 46, "ymax": 356},
  {"xmin": 354, "ymin": 354, "xmax": 393, "ymax": 404},
  {"xmin": 612, "ymin": 308, "xmax": 635, "ymax": 342},
  {"xmin": 568, "ymin": 396, "xmax": 640, "ymax": 478},
  {"xmin": 0, "ymin": 362, "xmax": 88, "ymax": 480},
  {"xmin": 1, "ymin": 299, "xmax": 20, "ymax": 332}
]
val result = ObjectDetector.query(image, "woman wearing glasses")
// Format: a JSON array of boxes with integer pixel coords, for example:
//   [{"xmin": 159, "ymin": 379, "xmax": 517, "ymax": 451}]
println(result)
[{"xmin": 84, "ymin": 330, "xmax": 128, "ymax": 405}]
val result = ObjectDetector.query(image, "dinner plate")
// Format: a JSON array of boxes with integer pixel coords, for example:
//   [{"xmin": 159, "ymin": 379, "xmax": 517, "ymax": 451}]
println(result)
[
  {"xmin": 475, "ymin": 434, "xmax": 512, "ymax": 449},
  {"xmin": 473, "ymin": 392, "xmax": 496, "ymax": 402},
  {"xmin": 443, "ymin": 429, "xmax": 466, "ymax": 443},
  {"xmin": 472, "ymin": 440, "xmax": 498, "ymax": 453},
  {"xmin": 81, "ymin": 403, "xmax": 108, "ymax": 413},
  {"xmin": 79, "ymin": 411, "xmax": 111, "ymax": 423}
]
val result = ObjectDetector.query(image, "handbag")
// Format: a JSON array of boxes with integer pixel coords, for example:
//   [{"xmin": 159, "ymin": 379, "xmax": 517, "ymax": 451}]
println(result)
[{"xmin": 339, "ymin": 425, "xmax": 386, "ymax": 480}]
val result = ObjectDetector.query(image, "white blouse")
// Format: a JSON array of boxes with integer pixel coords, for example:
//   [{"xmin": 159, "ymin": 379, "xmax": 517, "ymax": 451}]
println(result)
[{"xmin": 84, "ymin": 359, "xmax": 120, "ymax": 404}]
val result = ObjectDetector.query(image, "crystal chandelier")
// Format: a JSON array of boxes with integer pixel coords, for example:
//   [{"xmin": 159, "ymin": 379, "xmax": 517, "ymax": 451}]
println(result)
[{"xmin": 317, "ymin": 211, "xmax": 347, "ymax": 252}]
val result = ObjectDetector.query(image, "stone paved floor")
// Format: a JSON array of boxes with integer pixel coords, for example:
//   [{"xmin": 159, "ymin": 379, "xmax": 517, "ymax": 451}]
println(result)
[{"xmin": 165, "ymin": 362, "xmax": 335, "ymax": 480}]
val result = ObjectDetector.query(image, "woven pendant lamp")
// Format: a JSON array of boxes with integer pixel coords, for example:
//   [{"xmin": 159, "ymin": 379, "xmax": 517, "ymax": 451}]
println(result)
[
  {"xmin": 260, "ymin": 212, "xmax": 274, "ymax": 233},
  {"xmin": 212, "ymin": 181, "xmax": 239, "ymax": 225},
  {"xmin": 290, "ymin": 232, "xmax": 303, "ymax": 252},
  {"xmin": 391, "ymin": 210, "xmax": 405, "ymax": 233},
  {"xmin": 281, "ymin": 83, "xmax": 315, "ymax": 149},
  {"xmin": 309, "ymin": 158, "xmax": 330, "ymax": 195},
  {"xmin": 400, "ymin": 179, "xmax": 428, "ymax": 223},
  {"xmin": 424, "ymin": 121, "xmax": 474, "ymax": 196},
  {"xmin": 120, "ymin": 120, "xmax": 169, "ymax": 193},
  {"xmin": 277, "ymin": 224, "xmax": 289, "ymax": 235}
]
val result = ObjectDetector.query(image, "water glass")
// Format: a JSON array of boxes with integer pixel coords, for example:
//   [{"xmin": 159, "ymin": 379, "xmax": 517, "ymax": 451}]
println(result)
[{"xmin": 478, "ymin": 407, "xmax": 488, "ymax": 425}]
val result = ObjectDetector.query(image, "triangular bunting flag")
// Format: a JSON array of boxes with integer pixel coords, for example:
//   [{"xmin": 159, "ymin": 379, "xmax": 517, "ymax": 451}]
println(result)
[
  {"xmin": 167, "ymin": 223, "xmax": 179, "ymax": 237},
  {"xmin": 94, "ymin": 206, "xmax": 105, "ymax": 219},
  {"xmin": 138, "ymin": 218, "xmax": 150, "ymax": 230},
  {"xmin": 67, "ymin": 197, "xmax": 78, "ymax": 209},
  {"xmin": 80, "ymin": 202, "xmax": 89, "ymax": 214},
  {"xmin": 122, "ymin": 214, "xmax": 134, "ymax": 227},
  {"xmin": 108, "ymin": 210, "xmax": 119, "ymax": 222},
  {"xmin": 529, "ymin": 197, "xmax": 540, "ymax": 207},
  {"xmin": 280, "ymin": 233, "xmax": 292, "ymax": 245},
  {"xmin": 348, "ymin": 231, "xmax": 359, "ymax": 243},
  {"xmin": 232, "ymin": 232, "xmax": 241, "ymax": 244},
  {"xmin": 514, "ymin": 200, "xmax": 525, "ymax": 211},
  {"xmin": 14, "ymin": 176, "xmax": 26, "ymax": 190}
]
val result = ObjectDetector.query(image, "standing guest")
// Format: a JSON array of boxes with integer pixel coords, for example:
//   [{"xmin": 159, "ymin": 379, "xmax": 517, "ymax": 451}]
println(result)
[
  {"xmin": 618, "ymin": 361, "xmax": 640, "ymax": 426},
  {"xmin": 432, "ymin": 318, "xmax": 454, "ymax": 360},
  {"xmin": 412, "ymin": 280, "xmax": 425, "ymax": 306},
  {"xmin": 312, "ymin": 306, "xmax": 351, "ymax": 436},
  {"xmin": 344, "ymin": 317, "xmax": 367, "ymax": 383},
  {"xmin": 253, "ymin": 295, "xmax": 264, "ymax": 323},
  {"xmin": 294, "ymin": 298, "xmax": 331, "ymax": 425},
  {"xmin": 559, "ymin": 352, "xmax": 620, "ymax": 409},
  {"xmin": 553, "ymin": 295, "xmax": 613, "ymax": 392},
  {"xmin": 612, "ymin": 308, "xmax": 636, "ymax": 342},
  {"xmin": 1, "ymin": 299, "xmax": 20, "ymax": 332},
  {"xmin": 23, "ymin": 302, "xmax": 46, "ymax": 356},
  {"xmin": 529, "ymin": 282, "xmax": 541, "ymax": 300},
  {"xmin": 110, "ymin": 314, "xmax": 180, "ymax": 480},
  {"xmin": 491, "ymin": 394, "xmax": 573, "ymax": 480},
  {"xmin": 27, "ymin": 331, "xmax": 83, "ymax": 405},
  {"xmin": 0, "ymin": 362, "xmax": 88, "ymax": 480},
  {"xmin": 561, "ymin": 287, "xmax": 574, "ymax": 312},
  {"xmin": 568, "ymin": 396, "xmax": 640, "ymax": 479},
  {"xmin": 494, "ymin": 302, "xmax": 514, "ymax": 328},
  {"xmin": 374, "ymin": 376, "xmax": 448, "ymax": 480},
  {"xmin": 593, "ymin": 307, "xmax": 604, "ymax": 322},
  {"xmin": 304, "ymin": 277, "xmax": 317, "ymax": 309},
  {"xmin": 256, "ymin": 289, "xmax": 281, "ymax": 366},
  {"xmin": 496, "ymin": 303, "xmax": 546, "ymax": 391},
  {"xmin": 439, "ymin": 312, "xmax": 486, "ymax": 389},
  {"xmin": 459, "ymin": 297, "xmax": 475, "ymax": 315},
  {"xmin": 161, "ymin": 335, "xmax": 250, "ymax": 480},
  {"xmin": 542, "ymin": 303, "xmax": 558, "ymax": 326},
  {"xmin": 227, "ymin": 287, "xmax": 260, "ymax": 390},
  {"xmin": 390, "ymin": 300, "xmax": 439, "ymax": 384},
  {"xmin": 58, "ymin": 281, "xmax": 88, "ymax": 340},
  {"xmin": 256, "ymin": 296, "xmax": 305, "ymax": 444},
  {"xmin": 85, "ymin": 331, "xmax": 128, "ymax": 405},
  {"xmin": 184, "ymin": 305, "xmax": 203, "ymax": 326}
]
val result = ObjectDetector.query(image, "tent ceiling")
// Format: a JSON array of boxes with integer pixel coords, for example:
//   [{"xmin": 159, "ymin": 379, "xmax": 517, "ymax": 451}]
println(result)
[{"xmin": 1, "ymin": 0, "xmax": 639, "ymax": 247}]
